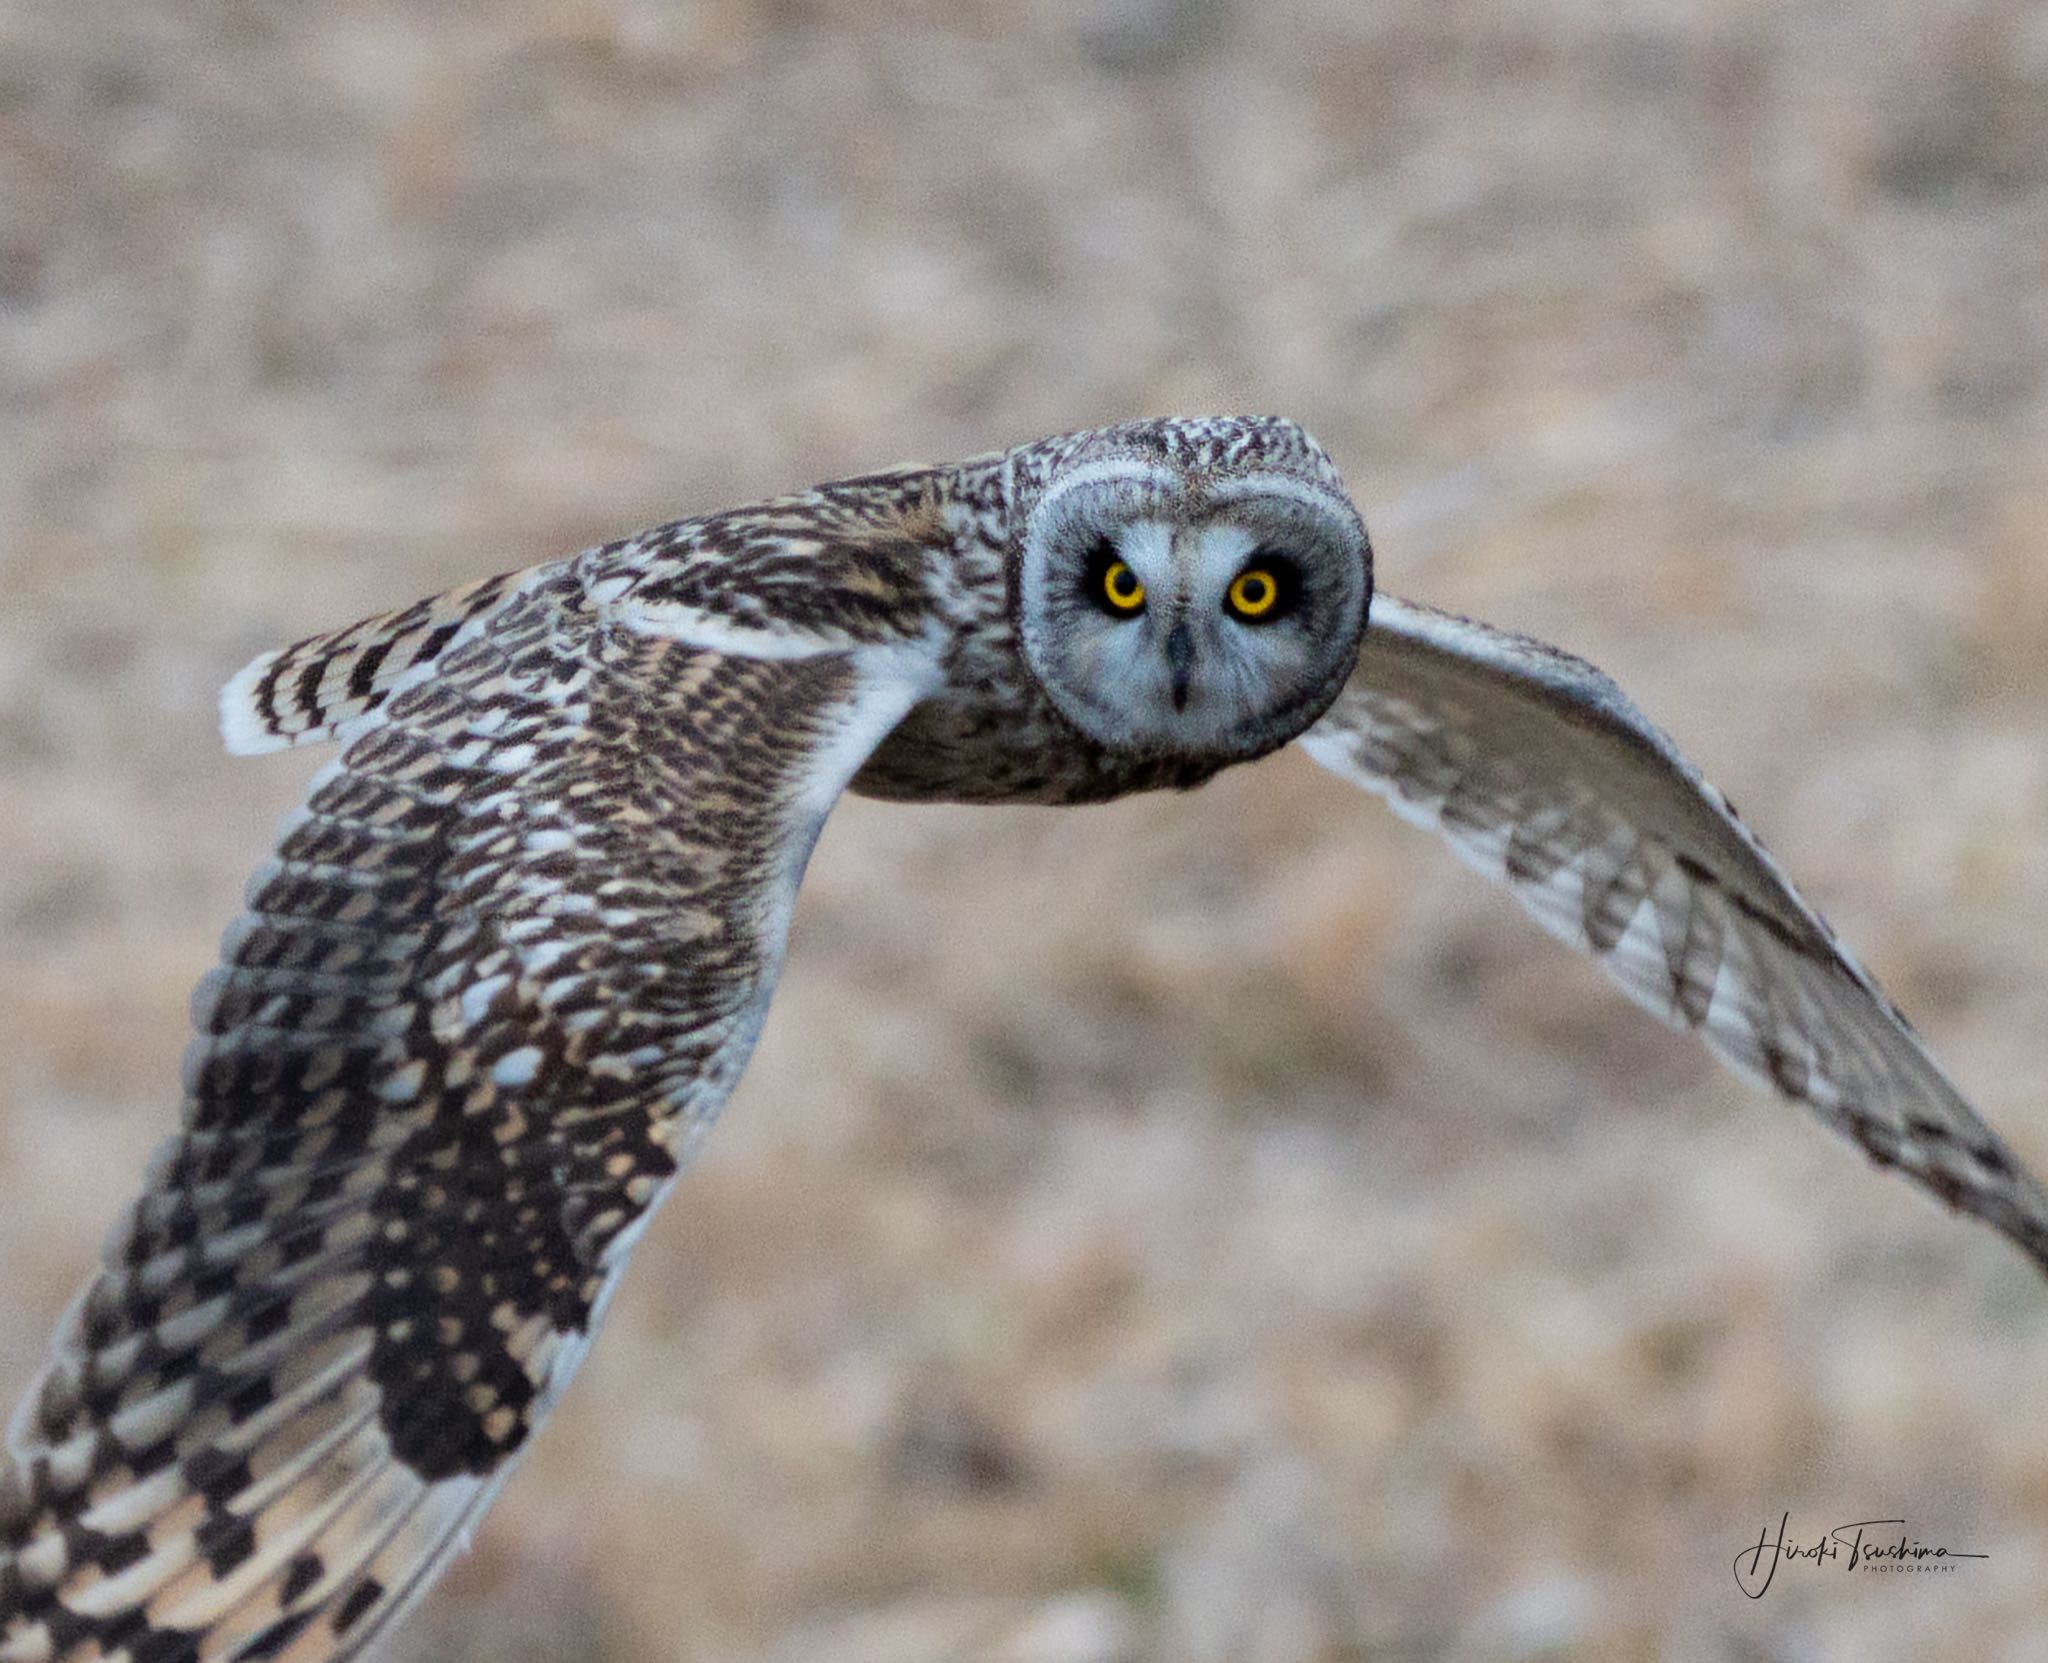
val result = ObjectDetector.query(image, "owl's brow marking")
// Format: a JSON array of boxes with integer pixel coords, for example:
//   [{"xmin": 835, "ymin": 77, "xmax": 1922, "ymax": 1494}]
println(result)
[
  {"xmin": 1201, "ymin": 472, "xmax": 1357, "ymax": 519},
  {"xmin": 1030, "ymin": 457, "xmax": 1176, "ymax": 508},
  {"xmin": 3, "ymin": 413, "xmax": 2042, "ymax": 1663}
]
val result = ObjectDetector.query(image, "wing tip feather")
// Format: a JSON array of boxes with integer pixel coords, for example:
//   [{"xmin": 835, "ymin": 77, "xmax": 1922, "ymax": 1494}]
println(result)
[{"xmin": 220, "ymin": 651, "xmax": 292, "ymax": 757}]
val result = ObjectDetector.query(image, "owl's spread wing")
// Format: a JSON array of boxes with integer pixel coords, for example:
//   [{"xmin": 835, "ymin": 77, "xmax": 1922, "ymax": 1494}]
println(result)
[
  {"xmin": 1299, "ymin": 593, "xmax": 2048, "ymax": 1274},
  {"xmin": 0, "ymin": 569, "xmax": 937, "ymax": 1663}
]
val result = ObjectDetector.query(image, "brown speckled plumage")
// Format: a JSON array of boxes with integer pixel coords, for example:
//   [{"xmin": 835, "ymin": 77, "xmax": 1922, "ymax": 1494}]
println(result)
[{"xmin": 5, "ymin": 415, "xmax": 2044, "ymax": 1663}]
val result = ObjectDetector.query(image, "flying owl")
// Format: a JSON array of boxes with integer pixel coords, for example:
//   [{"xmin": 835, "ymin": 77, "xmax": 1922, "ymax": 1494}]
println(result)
[{"xmin": 2, "ymin": 415, "xmax": 2042, "ymax": 1663}]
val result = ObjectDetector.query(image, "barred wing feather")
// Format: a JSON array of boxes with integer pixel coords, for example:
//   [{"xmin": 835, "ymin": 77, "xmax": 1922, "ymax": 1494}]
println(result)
[
  {"xmin": 1300, "ymin": 593, "xmax": 2048, "ymax": 1273},
  {"xmin": 0, "ymin": 570, "xmax": 933, "ymax": 1663}
]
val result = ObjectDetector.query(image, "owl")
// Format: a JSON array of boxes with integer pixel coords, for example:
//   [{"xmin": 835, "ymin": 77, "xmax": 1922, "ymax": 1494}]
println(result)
[{"xmin": 2, "ymin": 415, "xmax": 2042, "ymax": 1663}]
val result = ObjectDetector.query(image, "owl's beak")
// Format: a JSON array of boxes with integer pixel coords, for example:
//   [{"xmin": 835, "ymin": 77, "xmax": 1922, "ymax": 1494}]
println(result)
[{"xmin": 1164, "ymin": 621, "xmax": 1194, "ymax": 711}]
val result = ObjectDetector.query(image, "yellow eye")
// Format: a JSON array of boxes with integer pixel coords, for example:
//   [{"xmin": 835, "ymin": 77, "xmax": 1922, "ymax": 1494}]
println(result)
[
  {"xmin": 1227, "ymin": 567, "xmax": 1280, "ymax": 619},
  {"xmin": 1101, "ymin": 559, "xmax": 1146, "ymax": 613}
]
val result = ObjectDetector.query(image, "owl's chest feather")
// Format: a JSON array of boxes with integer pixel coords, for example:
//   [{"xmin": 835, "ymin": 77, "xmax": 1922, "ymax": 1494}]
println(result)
[{"xmin": 849, "ymin": 623, "xmax": 1227, "ymax": 806}]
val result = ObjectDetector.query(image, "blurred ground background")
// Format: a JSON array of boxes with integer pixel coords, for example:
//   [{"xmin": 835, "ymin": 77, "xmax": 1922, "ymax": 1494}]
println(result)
[{"xmin": 5, "ymin": 0, "xmax": 2048, "ymax": 1658}]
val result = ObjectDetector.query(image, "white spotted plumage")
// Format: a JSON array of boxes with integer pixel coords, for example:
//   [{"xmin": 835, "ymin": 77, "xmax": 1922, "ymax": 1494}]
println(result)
[{"xmin": 3, "ymin": 415, "xmax": 2042, "ymax": 1663}]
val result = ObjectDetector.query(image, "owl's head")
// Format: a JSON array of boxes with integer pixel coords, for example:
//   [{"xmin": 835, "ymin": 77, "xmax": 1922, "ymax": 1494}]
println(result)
[{"xmin": 1011, "ymin": 417, "xmax": 1372, "ymax": 762}]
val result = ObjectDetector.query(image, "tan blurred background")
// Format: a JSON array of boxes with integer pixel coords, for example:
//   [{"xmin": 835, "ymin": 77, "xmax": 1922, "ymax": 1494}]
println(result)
[{"xmin": 5, "ymin": 1, "xmax": 2048, "ymax": 1658}]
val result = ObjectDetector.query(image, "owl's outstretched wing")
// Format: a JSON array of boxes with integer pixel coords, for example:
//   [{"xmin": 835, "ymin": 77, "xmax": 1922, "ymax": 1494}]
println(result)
[
  {"xmin": 0, "ymin": 563, "xmax": 938, "ymax": 1663},
  {"xmin": 1299, "ymin": 593, "xmax": 2048, "ymax": 1275}
]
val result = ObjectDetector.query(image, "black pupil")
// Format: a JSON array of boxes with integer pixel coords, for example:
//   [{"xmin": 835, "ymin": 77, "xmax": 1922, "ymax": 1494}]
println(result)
[
  {"xmin": 1241, "ymin": 575, "xmax": 1269, "ymax": 604},
  {"xmin": 1110, "ymin": 566, "xmax": 1137, "ymax": 600}
]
